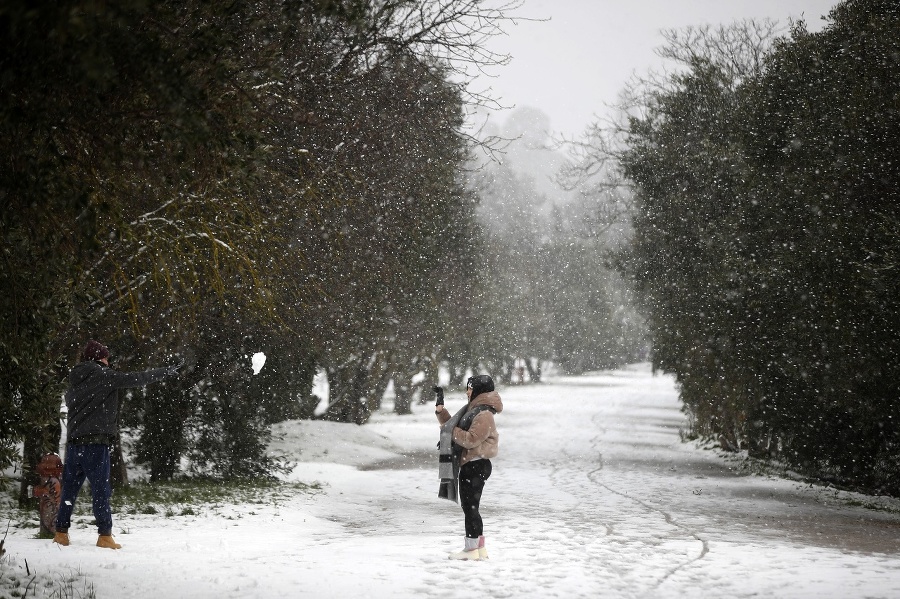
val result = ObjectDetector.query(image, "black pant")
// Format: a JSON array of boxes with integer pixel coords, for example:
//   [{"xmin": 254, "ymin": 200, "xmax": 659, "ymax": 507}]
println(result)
[{"xmin": 459, "ymin": 459, "xmax": 492, "ymax": 538}]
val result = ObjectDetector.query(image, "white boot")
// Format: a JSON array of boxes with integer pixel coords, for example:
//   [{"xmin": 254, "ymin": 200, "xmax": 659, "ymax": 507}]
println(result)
[
  {"xmin": 478, "ymin": 535, "xmax": 488, "ymax": 559},
  {"xmin": 448, "ymin": 536, "xmax": 481, "ymax": 560}
]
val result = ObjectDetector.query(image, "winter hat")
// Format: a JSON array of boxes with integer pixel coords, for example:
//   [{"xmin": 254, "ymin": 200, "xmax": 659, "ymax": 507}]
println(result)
[
  {"xmin": 81, "ymin": 340, "xmax": 110, "ymax": 362},
  {"xmin": 467, "ymin": 374, "xmax": 495, "ymax": 400}
]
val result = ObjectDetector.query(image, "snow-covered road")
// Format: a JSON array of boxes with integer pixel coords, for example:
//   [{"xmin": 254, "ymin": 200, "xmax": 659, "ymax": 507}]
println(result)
[{"xmin": 6, "ymin": 363, "xmax": 900, "ymax": 598}]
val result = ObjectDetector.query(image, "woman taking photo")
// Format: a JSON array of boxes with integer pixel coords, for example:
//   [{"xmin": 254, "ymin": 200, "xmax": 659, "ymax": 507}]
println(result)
[{"xmin": 434, "ymin": 374, "xmax": 503, "ymax": 560}]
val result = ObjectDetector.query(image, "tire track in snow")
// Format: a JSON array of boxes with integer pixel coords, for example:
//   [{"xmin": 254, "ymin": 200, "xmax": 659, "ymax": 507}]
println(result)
[
  {"xmin": 544, "ymin": 450, "xmax": 621, "ymax": 586},
  {"xmin": 489, "ymin": 455, "xmax": 620, "ymax": 596},
  {"xmin": 487, "ymin": 429, "xmax": 627, "ymax": 596},
  {"xmin": 546, "ymin": 453, "xmax": 615, "ymax": 537},
  {"xmin": 543, "ymin": 450, "xmax": 636, "ymax": 590},
  {"xmin": 583, "ymin": 392, "xmax": 710, "ymax": 590},
  {"xmin": 586, "ymin": 462, "xmax": 709, "ymax": 587},
  {"xmin": 504, "ymin": 382, "xmax": 700, "ymax": 594}
]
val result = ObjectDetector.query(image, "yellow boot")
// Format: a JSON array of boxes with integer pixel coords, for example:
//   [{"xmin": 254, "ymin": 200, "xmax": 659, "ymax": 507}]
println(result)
[
  {"xmin": 52, "ymin": 532, "xmax": 70, "ymax": 546},
  {"xmin": 96, "ymin": 535, "xmax": 122, "ymax": 549}
]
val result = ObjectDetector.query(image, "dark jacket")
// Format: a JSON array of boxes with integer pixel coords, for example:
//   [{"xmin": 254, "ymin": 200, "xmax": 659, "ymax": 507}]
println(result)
[{"xmin": 65, "ymin": 360, "xmax": 168, "ymax": 441}]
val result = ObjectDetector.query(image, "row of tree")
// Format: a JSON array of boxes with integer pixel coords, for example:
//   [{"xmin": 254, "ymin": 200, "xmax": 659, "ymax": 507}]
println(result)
[
  {"xmin": 1, "ymin": 0, "xmax": 521, "ymax": 497},
  {"xmin": 583, "ymin": 0, "xmax": 898, "ymax": 493},
  {"xmin": 469, "ymin": 113, "xmax": 647, "ymax": 378}
]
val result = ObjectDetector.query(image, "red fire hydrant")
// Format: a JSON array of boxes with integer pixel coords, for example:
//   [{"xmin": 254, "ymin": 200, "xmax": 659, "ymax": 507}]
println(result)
[{"xmin": 32, "ymin": 453, "xmax": 64, "ymax": 537}]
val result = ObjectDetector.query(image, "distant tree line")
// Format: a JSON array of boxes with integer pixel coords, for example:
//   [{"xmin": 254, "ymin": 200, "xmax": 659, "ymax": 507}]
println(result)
[
  {"xmin": 1, "ymin": 0, "xmax": 524, "ymax": 499},
  {"xmin": 593, "ymin": 0, "xmax": 899, "ymax": 494},
  {"xmin": 470, "ymin": 153, "xmax": 647, "ymax": 380}
]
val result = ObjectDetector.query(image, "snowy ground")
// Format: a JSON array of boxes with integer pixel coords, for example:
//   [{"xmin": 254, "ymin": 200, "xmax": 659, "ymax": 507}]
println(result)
[{"xmin": 4, "ymin": 363, "xmax": 900, "ymax": 598}]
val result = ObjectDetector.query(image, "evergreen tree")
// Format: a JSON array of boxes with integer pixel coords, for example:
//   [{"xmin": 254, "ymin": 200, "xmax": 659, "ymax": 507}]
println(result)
[{"xmin": 614, "ymin": 1, "xmax": 900, "ymax": 492}]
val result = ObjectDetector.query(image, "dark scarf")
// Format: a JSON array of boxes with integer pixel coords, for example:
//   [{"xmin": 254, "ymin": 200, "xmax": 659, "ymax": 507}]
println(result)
[{"xmin": 437, "ymin": 403, "xmax": 496, "ymax": 503}]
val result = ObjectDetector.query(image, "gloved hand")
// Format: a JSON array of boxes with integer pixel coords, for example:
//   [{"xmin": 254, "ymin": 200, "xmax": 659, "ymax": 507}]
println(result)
[
  {"xmin": 166, "ymin": 357, "xmax": 185, "ymax": 377},
  {"xmin": 433, "ymin": 385, "xmax": 444, "ymax": 406}
]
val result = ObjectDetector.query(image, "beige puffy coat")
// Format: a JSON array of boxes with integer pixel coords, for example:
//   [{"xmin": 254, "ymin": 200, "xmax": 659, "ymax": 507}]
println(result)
[{"xmin": 436, "ymin": 390, "xmax": 503, "ymax": 466}]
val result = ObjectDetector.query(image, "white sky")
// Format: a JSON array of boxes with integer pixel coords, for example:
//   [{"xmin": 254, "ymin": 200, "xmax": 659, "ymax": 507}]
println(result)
[{"xmin": 473, "ymin": 0, "xmax": 839, "ymax": 138}]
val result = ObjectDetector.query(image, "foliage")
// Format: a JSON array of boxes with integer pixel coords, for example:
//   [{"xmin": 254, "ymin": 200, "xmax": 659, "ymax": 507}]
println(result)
[
  {"xmin": 472, "ymin": 135, "xmax": 648, "ymax": 378},
  {"xmin": 0, "ymin": 0, "xmax": 519, "ymax": 482},
  {"xmin": 543, "ymin": 240, "xmax": 645, "ymax": 373},
  {"xmin": 109, "ymin": 478, "xmax": 319, "ymax": 515},
  {"xmin": 615, "ymin": 0, "xmax": 900, "ymax": 493}
]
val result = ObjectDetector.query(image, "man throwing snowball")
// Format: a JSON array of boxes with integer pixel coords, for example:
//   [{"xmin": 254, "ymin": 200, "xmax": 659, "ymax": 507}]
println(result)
[{"xmin": 53, "ymin": 340, "xmax": 183, "ymax": 549}]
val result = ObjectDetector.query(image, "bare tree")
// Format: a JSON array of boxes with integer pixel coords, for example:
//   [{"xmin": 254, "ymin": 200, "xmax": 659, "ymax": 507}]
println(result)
[{"xmin": 558, "ymin": 19, "xmax": 783, "ymax": 241}]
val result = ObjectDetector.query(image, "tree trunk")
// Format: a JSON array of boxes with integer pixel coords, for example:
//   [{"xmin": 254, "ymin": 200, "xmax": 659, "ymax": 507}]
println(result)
[
  {"xmin": 143, "ymin": 390, "xmax": 186, "ymax": 482},
  {"xmin": 447, "ymin": 359, "xmax": 466, "ymax": 387},
  {"xmin": 323, "ymin": 362, "xmax": 372, "ymax": 424},
  {"xmin": 18, "ymin": 396, "xmax": 61, "ymax": 508},
  {"xmin": 366, "ymin": 369, "xmax": 392, "ymax": 415},
  {"xmin": 297, "ymin": 390, "xmax": 321, "ymax": 420},
  {"xmin": 393, "ymin": 373, "xmax": 413, "ymax": 415},
  {"xmin": 18, "ymin": 434, "xmax": 40, "ymax": 509},
  {"xmin": 525, "ymin": 358, "xmax": 542, "ymax": 383},
  {"xmin": 417, "ymin": 355, "xmax": 439, "ymax": 405},
  {"xmin": 503, "ymin": 357, "xmax": 515, "ymax": 385},
  {"xmin": 110, "ymin": 431, "xmax": 129, "ymax": 489}
]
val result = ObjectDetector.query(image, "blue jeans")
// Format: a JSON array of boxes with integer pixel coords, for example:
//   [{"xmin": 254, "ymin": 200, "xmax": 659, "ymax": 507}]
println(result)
[{"xmin": 55, "ymin": 444, "xmax": 113, "ymax": 536}]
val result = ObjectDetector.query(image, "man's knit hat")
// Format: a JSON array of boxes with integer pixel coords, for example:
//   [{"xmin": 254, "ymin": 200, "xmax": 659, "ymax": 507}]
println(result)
[{"xmin": 81, "ymin": 340, "xmax": 110, "ymax": 362}]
